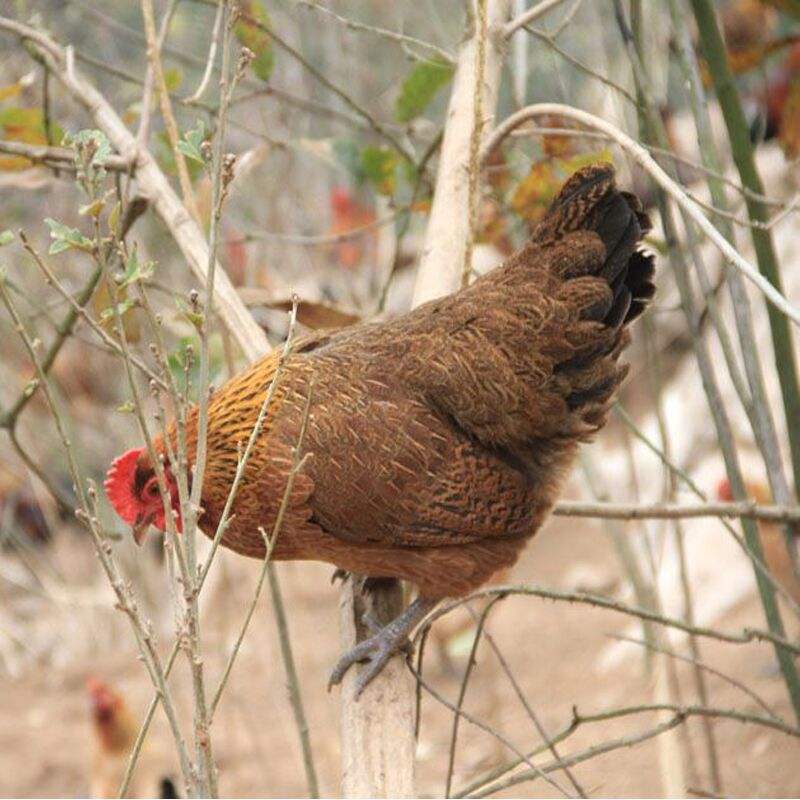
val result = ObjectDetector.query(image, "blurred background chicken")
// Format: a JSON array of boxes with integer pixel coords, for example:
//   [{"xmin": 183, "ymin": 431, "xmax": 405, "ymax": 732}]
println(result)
[
  {"xmin": 87, "ymin": 677, "xmax": 138, "ymax": 799},
  {"xmin": 87, "ymin": 677, "xmax": 177, "ymax": 799}
]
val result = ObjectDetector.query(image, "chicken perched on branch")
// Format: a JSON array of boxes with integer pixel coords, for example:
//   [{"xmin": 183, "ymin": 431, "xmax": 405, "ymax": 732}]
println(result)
[{"xmin": 105, "ymin": 165, "xmax": 655, "ymax": 694}]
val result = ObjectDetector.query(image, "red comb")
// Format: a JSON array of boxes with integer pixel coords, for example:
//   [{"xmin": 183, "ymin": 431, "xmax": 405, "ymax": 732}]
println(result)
[
  {"xmin": 86, "ymin": 676, "xmax": 120, "ymax": 717},
  {"xmin": 104, "ymin": 448, "xmax": 142, "ymax": 524}
]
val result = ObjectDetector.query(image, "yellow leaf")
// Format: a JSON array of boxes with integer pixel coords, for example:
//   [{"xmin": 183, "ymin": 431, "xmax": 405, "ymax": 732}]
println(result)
[{"xmin": 0, "ymin": 82, "xmax": 24, "ymax": 102}]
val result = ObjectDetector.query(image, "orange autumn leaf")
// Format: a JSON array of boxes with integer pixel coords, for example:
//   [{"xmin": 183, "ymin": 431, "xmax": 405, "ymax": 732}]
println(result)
[{"xmin": 779, "ymin": 76, "xmax": 800, "ymax": 158}]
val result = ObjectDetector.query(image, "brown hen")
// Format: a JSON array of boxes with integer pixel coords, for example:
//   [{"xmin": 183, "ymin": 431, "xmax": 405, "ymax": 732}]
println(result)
[{"xmin": 106, "ymin": 164, "xmax": 656, "ymax": 693}]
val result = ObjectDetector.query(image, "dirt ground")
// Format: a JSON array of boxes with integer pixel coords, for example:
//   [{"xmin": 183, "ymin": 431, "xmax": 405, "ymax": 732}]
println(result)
[{"xmin": 1, "ymin": 512, "xmax": 798, "ymax": 799}]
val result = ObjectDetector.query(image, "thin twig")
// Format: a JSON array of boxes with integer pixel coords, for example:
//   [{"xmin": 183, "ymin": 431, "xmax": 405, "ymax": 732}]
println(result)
[
  {"xmin": 190, "ymin": 0, "xmax": 416, "ymax": 165},
  {"xmin": 465, "ymin": 703, "xmax": 798, "ymax": 797},
  {"xmin": 425, "ymin": 585, "xmax": 800, "ymax": 656},
  {"xmin": 504, "ymin": 0, "xmax": 572, "ymax": 37},
  {"xmin": 469, "ymin": 608, "xmax": 588, "ymax": 797},
  {"xmin": 444, "ymin": 597, "xmax": 504, "ymax": 798},
  {"xmin": 294, "ymin": 0, "xmax": 455, "ymax": 63},
  {"xmin": 141, "ymin": 0, "xmax": 202, "ymax": 224},
  {"xmin": 17, "ymin": 232, "xmax": 166, "ymax": 390},
  {"xmin": 408, "ymin": 661, "xmax": 572, "ymax": 798},
  {"xmin": 0, "ymin": 276, "xmax": 196, "ymax": 791},
  {"xmin": 185, "ymin": 0, "xmax": 226, "ymax": 105},
  {"xmin": 551, "ymin": 499, "xmax": 800, "ymax": 523},
  {"xmin": 0, "ymin": 139, "xmax": 132, "ymax": 172},
  {"xmin": 610, "ymin": 633, "xmax": 780, "ymax": 722}
]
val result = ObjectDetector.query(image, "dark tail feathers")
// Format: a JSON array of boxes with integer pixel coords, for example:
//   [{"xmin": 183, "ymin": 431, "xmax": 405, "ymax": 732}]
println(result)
[{"xmin": 534, "ymin": 163, "xmax": 656, "ymax": 328}]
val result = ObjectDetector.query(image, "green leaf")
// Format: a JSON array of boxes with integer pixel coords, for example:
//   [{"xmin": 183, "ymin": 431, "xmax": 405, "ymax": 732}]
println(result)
[
  {"xmin": 108, "ymin": 201, "xmax": 121, "ymax": 236},
  {"xmin": 175, "ymin": 297, "xmax": 205, "ymax": 330},
  {"xmin": 234, "ymin": 0, "xmax": 275, "ymax": 82},
  {"xmin": 361, "ymin": 146, "xmax": 399, "ymax": 195},
  {"xmin": 168, "ymin": 335, "xmax": 223, "ymax": 399},
  {"xmin": 0, "ymin": 230, "xmax": 13, "ymax": 247},
  {"xmin": 156, "ymin": 132, "xmax": 203, "ymax": 181},
  {"xmin": 177, "ymin": 120, "xmax": 207, "ymax": 164},
  {"xmin": 66, "ymin": 129, "xmax": 112, "ymax": 166},
  {"xmin": 100, "ymin": 298, "xmax": 136, "ymax": 321},
  {"xmin": 163, "ymin": 67, "xmax": 183, "ymax": 93},
  {"xmin": 394, "ymin": 58, "xmax": 454, "ymax": 123},
  {"xmin": 119, "ymin": 246, "xmax": 155, "ymax": 287},
  {"xmin": 44, "ymin": 217, "xmax": 93, "ymax": 255}
]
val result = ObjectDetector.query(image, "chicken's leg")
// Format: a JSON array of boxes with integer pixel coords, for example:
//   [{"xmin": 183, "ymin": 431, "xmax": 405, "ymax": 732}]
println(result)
[{"xmin": 329, "ymin": 596, "xmax": 437, "ymax": 697}]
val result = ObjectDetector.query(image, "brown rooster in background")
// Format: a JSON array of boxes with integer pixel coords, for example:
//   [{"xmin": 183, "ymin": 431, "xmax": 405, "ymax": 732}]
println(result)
[{"xmin": 105, "ymin": 164, "xmax": 656, "ymax": 694}]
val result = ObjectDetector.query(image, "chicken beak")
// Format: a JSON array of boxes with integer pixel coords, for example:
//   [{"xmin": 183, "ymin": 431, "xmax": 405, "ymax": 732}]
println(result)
[{"xmin": 132, "ymin": 513, "xmax": 154, "ymax": 545}]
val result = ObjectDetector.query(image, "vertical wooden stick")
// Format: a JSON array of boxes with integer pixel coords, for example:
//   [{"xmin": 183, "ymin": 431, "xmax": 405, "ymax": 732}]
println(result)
[
  {"xmin": 339, "ymin": 582, "xmax": 416, "ymax": 798},
  {"xmin": 338, "ymin": 2, "xmax": 510, "ymax": 796}
]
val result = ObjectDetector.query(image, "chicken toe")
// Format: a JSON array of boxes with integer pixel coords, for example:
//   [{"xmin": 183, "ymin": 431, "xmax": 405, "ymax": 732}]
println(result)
[{"xmin": 328, "ymin": 596, "xmax": 437, "ymax": 697}]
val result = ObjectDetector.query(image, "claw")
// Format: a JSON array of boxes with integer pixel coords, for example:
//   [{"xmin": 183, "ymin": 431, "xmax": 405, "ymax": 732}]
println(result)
[
  {"xmin": 327, "ymin": 596, "xmax": 437, "ymax": 698},
  {"xmin": 327, "ymin": 628, "xmax": 411, "ymax": 698},
  {"xmin": 331, "ymin": 567, "xmax": 350, "ymax": 585}
]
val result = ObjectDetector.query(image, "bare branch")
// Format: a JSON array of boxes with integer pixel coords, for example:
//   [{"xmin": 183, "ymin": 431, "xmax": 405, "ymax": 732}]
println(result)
[
  {"xmin": 0, "ymin": 14, "xmax": 269, "ymax": 360},
  {"xmin": 0, "ymin": 139, "xmax": 132, "ymax": 172},
  {"xmin": 552, "ymin": 499, "xmax": 800, "ymax": 523},
  {"xmin": 504, "ymin": 0, "xmax": 573, "ymax": 38},
  {"xmin": 482, "ymin": 104, "xmax": 800, "ymax": 326},
  {"xmin": 294, "ymin": 0, "xmax": 455, "ymax": 63}
]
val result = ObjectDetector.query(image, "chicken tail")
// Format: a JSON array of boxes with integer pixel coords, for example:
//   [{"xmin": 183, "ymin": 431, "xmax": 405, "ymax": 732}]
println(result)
[
  {"xmin": 522, "ymin": 163, "xmax": 655, "ymax": 436},
  {"xmin": 404, "ymin": 163, "xmax": 655, "ymax": 449},
  {"xmin": 532, "ymin": 162, "xmax": 656, "ymax": 330}
]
